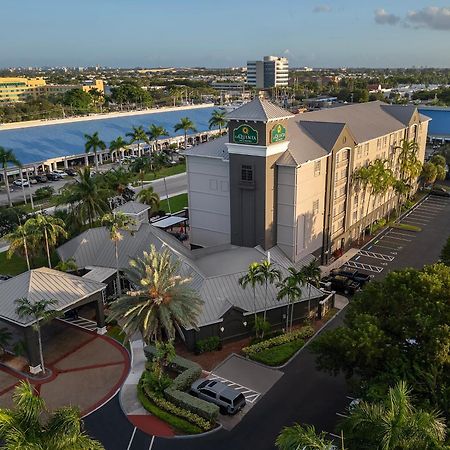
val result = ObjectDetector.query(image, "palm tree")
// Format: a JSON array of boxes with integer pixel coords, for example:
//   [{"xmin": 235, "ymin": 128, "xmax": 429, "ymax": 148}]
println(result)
[
  {"xmin": 5, "ymin": 223, "xmax": 33, "ymax": 271},
  {"xmin": 174, "ymin": 117, "xmax": 197, "ymax": 150},
  {"xmin": 352, "ymin": 165, "xmax": 371, "ymax": 241},
  {"xmin": 109, "ymin": 136, "xmax": 129, "ymax": 162},
  {"xmin": 147, "ymin": 124, "xmax": 169, "ymax": 154},
  {"xmin": 137, "ymin": 186, "xmax": 160, "ymax": 212},
  {"xmin": 0, "ymin": 146, "xmax": 21, "ymax": 207},
  {"xmin": 57, "ymin": 167, "xmax": 112, "ymax": 228},
  {"xmin": 208, "ymin": 109, "xmax": 228, "ymax": 135},
  {"xmin": 26, "ymin": 214, "xmax": 67, "ymax": 269},
  {"xmin": 84, "ymin": 132, "xmax": 106, "ymax": 171},
  {"xmin": 101, "ymin": 212, "xmax": 136, "ymax": 296},
  {"xmin": 276, "ymin": 423, "xmax": 337, "ymax": 450},
  {"xmin": 126, "ymin": 126, "xmax": 149, "ymax": 158},
  {"xmin": 239, "ymin": 262, "xmax": 264, "ymax": 325},
  {"xmin": 256, "ymin": 260, "xmax": 281, "ymax": 323},
  {"xmin": 55, "ymin": 258, "xmax": 78, "ymax": 273},
  {"xmin": 392, "ymin": 179, "xmax": 410, "ymax": 218},
  {"xmin": 15, "ymin": 298, "xmax": 58, "ymax": 374},
  {"xmin": 276, "ymin": 268, "xmax": 302, "ymax": 332},
  {"xmin": 300, "ymin": 261, "xmax": 321, "ymax": 317},
  {"xmin": 108, "ymin": 244, "xmax": 203, "ymax": 344},
  {"xmin": 0, "ymin": 328, "xmax": 12, "ymax": 356},
  {"xmin": 342, "ymin": 381, "xmax": 446, "ymax": 450},
  {"xmin": 0, "ymin": 381, "xmax": 104, "ymax": 449}
]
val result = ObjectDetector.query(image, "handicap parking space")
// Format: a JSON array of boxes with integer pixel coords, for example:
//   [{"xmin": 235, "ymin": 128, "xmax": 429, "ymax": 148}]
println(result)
[{"xmin": 205, "ymin": 354, "xmax": 283, "ymax": 430}]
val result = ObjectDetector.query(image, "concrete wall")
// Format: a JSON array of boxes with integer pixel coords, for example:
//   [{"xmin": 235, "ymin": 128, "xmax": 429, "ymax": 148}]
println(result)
[{"xmin": 187, "ymin": 155, "xmax": 231, "ymax": 248}]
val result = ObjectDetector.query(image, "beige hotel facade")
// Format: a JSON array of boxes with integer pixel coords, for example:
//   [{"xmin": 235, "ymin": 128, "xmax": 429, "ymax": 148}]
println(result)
[{"xmin": 185, "ymin": 98, "xmax": 429, "ymax": 264}]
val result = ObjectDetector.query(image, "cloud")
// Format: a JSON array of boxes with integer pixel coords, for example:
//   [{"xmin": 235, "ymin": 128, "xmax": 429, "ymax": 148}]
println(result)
[
  {"xmin": 406, "ymin": 7, "xmax": 450, "ymax": 30},
  {"xmin": 283, "ymin": 49, "xmax": 291, "ymax": 55},
  {"xmin": 374, "ymin": 8, "xmax": 400, "ymax": 25},
  {"xmin": 313, "ymin": 4, "xmax": 331, "ymax": 13}
]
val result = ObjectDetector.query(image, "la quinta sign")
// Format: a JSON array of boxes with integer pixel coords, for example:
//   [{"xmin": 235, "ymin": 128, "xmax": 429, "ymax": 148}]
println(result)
[
  {"xmin": 233, "ymin": 124, "xmax": 258, "ymax": 145},
  {"xmin": 271, "ymin": 123, "xmax": 286, "ymax": 143}
]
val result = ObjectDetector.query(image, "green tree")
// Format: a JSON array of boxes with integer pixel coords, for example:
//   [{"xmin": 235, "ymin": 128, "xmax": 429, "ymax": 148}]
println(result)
[
  {"xmin": 440, "ymin": 236, "xmax": 450, "ymax": 266},
  {"xmin": 62, "ymin": 88, "xmax": 93, "ymax": 113},
  {"xmin": 109, "ymin": 136, "xmax": 129, "ymax": 162},
  {"xmin": 26, "ymin": 214, "xmax": 67, "ymax": 268},
  {"xmin": 147, "ymin": 124, "xmax": 169, "ymax": 154},
  {"xmin": 108, "ymin": 244, "xmax": 203, "ymax": 344},
  {"xmin": 430, "ymin": 154, "xmax": 446, "ymax": 168},
  {"xmin": 126, "ymin": 126, "xmax": 149, "ymax": 158},
  {"xmin": 300, "ymin": 260, "xmax": 321, "ymax": 317},
  {"xmin": 15, "ymin": 298, "xmax": 58, "ymax": 374},
  {"xmin": 341, "ymin": 381, "xmax": 446, "ymax": 450},
  {"xmin": 395, "ymin": 139, "xmax": 422, "ymax": 192},
  {"xmin": 0, "ymin": 328, "xmax": 12, "ymax": 356},
  {"xmin": 84, "ymin": 132, "xmax": 106, "ymax": 171},
  {"xmin": 174, "ymin": 117, "xmax": 197, "ymax": 149},
  {"xmin": 102, "ymin": 166, "xmax": 133, "ymax": 196},
  {"xmin": 276, "ymin": 423, "xmax": 337, "ymax": 450},
  {"xmin": 101, "ymin": 212, "xmax": 136, "ymax": 296},
  {"xmin": 208, "ymin": 109, "xmax": 228, "ymax": 135},
  {"xmin": 0, "ymin": 146, "xmax": 21, "ymax": 207},
  {"xmin": 239, "ymin": 262, "xmax": 264, "ymax": 326},
  {"xmin": 0, "ymin": 381, "xmax": 104, "ymax": 449},
  {"xmin": 5, "ymin": 223, "xmax": 33, "ymax": 271},
  {"xmin": 256, "ymin": 260, "xmax": 281, "ymax": 324},
  {"xmin": 352, "ymin": 165, "xmax": 371, "ymax": 240},
  {"xmin": 55, "ymin": 258, "xmax": 78, "ymax": 273},
  {"xmin": 392, "ymin": 179, "xmax": 410, "ymax": 218},
  {"xmin": 111, "ymin": 82, "xmax": 152, "ymax": 107},
  {"xmin": 277, "ymin": 268, "xmax": 304, "ymax": 332},
  {"xmin": 421, "ymin": 161, "xmax": 438, "ymax": 186},
  {"xmin": 137, "ymin": 186, "xmax": 160, "ymax": 212},
  {"xmin": 57, "ymin": 167, "xmax": 112, "ymax": 228}
]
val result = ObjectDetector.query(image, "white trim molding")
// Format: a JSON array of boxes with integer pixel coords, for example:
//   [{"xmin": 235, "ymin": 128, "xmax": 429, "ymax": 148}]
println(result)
[{"xmin": 226, "ymin": 141, "xmax": 290, "ymax": 158}]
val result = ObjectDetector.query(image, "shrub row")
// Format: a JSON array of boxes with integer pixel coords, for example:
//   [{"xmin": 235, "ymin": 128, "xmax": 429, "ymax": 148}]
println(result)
[
  {"xmin": 242, "ymin": 326, "xmax": 315, "ymax": 356},
  {"xmin": 166, "ymin": 387, "xmax": 219, "ymax": 421},
  {"xmin": 137, "ymin": 382, "xmax": 202, "ymax": 434},
  {"xmin": 171, "ymin": 364, "xmax": 202, "ymax": 391},
  {"xmin": 195, "ymin": 336, "xmax": 221, "ymax": 354},
  {"xmin": 250, "ymin": 339, "xmax": 305, "ymax": 366},
  {"xmin": 142, "ymin": 382, "xmax": 214, "ymax": 431}
]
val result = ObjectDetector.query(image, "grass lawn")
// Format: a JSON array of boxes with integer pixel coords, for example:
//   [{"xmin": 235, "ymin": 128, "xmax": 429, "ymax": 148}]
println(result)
[
  {"xmin": 249, "ymin": 339, "xmax": 305, "ymax": 367},
  {"xmin": 160, "ymin": 193, "xmax": 188, "ymax": 213},
  {"xmin": 132, "ymin": 163, "xmax": 186, "ymax": 184},
  {"xmin": 0, "ymin": 251, "xmax": 60, "ymax": 276}
]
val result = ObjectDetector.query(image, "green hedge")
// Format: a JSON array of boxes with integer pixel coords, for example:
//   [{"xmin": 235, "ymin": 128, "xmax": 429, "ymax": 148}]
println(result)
[
  {"xmin": 195, "ymin": 336, "xmax": 221, "ymax": 354},
  {"xmin": 137, "ymin": 382, "xmax": 202, "ymax": 434},
  {"xmin": 165, "ymin": 388, "xmax": 219, "ymax": 421},
  {"xmin": 242, "ymin": 326, "xmax": 314, "ymax": 356},
  {"xmin": 171, "ymin": 364, "xmax": 202, "ymax": 391},
  {"xmin": 249, "ymin": 339, "xmax": 305, "ymax": 366}
]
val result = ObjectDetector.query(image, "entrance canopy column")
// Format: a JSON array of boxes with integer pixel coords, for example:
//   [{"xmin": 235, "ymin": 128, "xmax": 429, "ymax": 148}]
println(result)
[
  {"xmin": 95, "ymin": 290, "xmax": 107, "ymax": 335},
  {"xmin": 23, "ymin": 327, "xmax": 42, "ymax": 374}
]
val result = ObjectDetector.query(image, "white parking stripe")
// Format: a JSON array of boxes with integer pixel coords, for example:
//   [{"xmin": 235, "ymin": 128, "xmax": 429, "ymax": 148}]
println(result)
[
  {"xmin": 208, "ymin": 373, "xmax": 261, "ymax": 404},
  {"xmin": 149, "ymin": 436, "xmax": 155, "ymax": 450},
  {"xmin": 345, "ymin": 260, "xmax": 383, "ymax": 273},
  {"xmin": 388, "ymin": 231, "xmax": 416, "ymax": 238},
  {"xmin": 358, "ymin": 250, "xmax": 394, "ymax": 261},
  {"xmin": 383, "ymin": 235, "xmax": 412, "ymax": 242},
  {"xmin": 126, "ymin": 427, "xmax": 136, "ymax": 450}
]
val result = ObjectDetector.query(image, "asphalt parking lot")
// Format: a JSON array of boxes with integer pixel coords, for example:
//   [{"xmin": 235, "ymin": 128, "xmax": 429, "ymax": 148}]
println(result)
[{"xmin": 344, "ymin": 193, "xmax": 450, "ymax": 279}]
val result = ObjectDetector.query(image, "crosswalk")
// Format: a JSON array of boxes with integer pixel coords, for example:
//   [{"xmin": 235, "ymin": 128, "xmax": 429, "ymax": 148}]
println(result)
[
  {"xmin": 207, "ymin": 373, "xmax": 261, "ymax": 404},
  {"xmin": 358, "ymin": 250, "xmax": 394, "ymax": 261},
  {"xmin": 345, "ymin": 260, "xmax": 383, "ymax": 273},
  {"xmin": 61, "ymin": 316, "xmax": 97, "ymax": 332}
]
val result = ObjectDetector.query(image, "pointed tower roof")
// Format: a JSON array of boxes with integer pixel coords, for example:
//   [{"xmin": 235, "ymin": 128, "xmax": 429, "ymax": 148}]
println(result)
[{"xmin": 226, "ymin": 97, "xmax": 294, "ymax": 122}]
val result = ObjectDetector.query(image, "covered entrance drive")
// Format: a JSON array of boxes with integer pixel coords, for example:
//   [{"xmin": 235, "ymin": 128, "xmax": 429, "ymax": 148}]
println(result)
[{"xmin": 0, "ymin": 267, "xmax": 107, "ymax": 374}]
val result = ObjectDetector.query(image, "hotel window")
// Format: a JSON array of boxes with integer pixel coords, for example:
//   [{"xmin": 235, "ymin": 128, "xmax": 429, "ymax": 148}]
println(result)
[
  {"xmin": 383, "ymin": 136, "xmax": 388, "ymax": 147},
  {"xmin": 240, "ymin": 165, "xmax": 253, "ymax": 183},
  {"xmin": 364, "ymin": 143, "xmax": 369, "ymax": 156},
  {"xmin": 353, "ymin": 211, "xmax": 358, "ymax": 221},
  {"xmin": 354, "ymin": 194, "xmax": 359, "ymax": 207},
  {"xmin": 313, "ymin": 199, "xmax": 319, "ymax": 215},
  {"xmin": 356, "ymin": 146, "xmax": 362, "ymax": 159},
  {"xmin": 314, "ymin": 160, "xmax": 321, "ymax": 176}
]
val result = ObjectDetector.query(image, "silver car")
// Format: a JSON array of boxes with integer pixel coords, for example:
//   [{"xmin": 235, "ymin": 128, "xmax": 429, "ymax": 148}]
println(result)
[{"xmin": 191, "ymin": 379, "xmax": 246, "ymax": 415}]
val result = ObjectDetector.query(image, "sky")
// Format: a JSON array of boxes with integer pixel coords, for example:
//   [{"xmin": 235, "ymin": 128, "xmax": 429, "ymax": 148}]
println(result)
[{"xmin": 2, "ymin": 0, "xmax": 450, "ymax": 68}]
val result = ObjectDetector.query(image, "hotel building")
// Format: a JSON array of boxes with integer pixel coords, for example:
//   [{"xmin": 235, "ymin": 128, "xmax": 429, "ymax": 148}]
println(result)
[
  {"xmin": 185, "ymin": 98, "xmax": 429, "ymax": 264},
  {"xmin": 247, "ymin": 56, "xmax": 289, "ymax": 89}
]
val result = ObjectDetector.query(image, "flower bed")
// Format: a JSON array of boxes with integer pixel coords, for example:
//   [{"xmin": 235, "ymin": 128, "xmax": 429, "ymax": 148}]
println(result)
[{"xmin": 249, "ymin": 339, "xmax": 305, "ymax": 366}]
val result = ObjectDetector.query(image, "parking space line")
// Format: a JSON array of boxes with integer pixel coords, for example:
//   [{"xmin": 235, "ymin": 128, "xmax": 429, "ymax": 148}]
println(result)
[
  {"xmin": 372, "ymin": 242, "xmax": 402, "ymax": 250},
  {"xmin": 126, "ymin": 427, "xmax": 137, "ymax": 450},
  {"xmin": 383, "ymin": 235, "xmax": 412, "ymax": 242},
  {"xmin": 402, "ymin": 217, "xmax": 430, "ymax": 223},
  {"xmin": 416, "ymin": 205, "xmax": 445, "ymax": 212},
  {"xmin": 149, "ymin": 436, "xmax": 155, "ymax": 450},
  {"xmin": 345, "ymin": 260, "xmax": 383, "ymax": 273},
  {"xmin": 208, "ymin": 373, "xmax": 261, "ymax": 404},
  {"xmin": 358, "ymin": 250, "xmax": 394, "ymax": 261},
  {"xmin": 387, "ymin": 231, "xmax": 416, "ymax": 238}
]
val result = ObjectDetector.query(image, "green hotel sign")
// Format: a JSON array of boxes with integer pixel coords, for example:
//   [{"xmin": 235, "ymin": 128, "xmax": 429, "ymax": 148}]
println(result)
[
  {"xmin": 271, "ymin": 123, "xmax": 287, "ymax": 143},
  {"xmin": 233, "ymin": 124, "xmax": 258, "ymax": 145}
]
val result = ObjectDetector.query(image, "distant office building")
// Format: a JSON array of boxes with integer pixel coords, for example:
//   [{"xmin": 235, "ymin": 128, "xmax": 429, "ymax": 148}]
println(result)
[{"xmin": 247, "ymin": 56, "xmax": 289, "ymax": 89}]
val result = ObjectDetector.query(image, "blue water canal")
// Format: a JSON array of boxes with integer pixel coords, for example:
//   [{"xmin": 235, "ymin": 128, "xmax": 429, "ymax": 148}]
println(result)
[
  {"xmin": 0, "ymin": 106, "xmax": 216, "ymax": 164},
  {"xmin": 418, "ymin": 106, "xmax": 450, "ymax": 139}
]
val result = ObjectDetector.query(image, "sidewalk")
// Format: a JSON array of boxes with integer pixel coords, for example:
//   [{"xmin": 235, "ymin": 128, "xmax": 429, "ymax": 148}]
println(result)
[{"xmin": 319, "ymin": 248, "xmax": 359, "ymax": 277}]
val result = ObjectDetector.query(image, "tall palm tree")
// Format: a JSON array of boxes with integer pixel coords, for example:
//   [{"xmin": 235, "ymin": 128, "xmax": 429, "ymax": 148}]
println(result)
[
  {"xmin": 126, "ymin": 126, "xmax": 149, "ymax": 158},
  {"xmin": 256, "ymin": 260, "xmax": 281, "ymax": 323},
  {"xmin": 395, "ymin": 139, "xmax": 421, "ymax": 184},
  {"xmin": 108, "ymin": 245, "xmax": 203, "ymax": 344},
  {"xmin": 57, "ymin": 167, "xmax": 112, "ymax": 228},
  {"xmin": 0, "ymin": 381, "xmax": 104, "ymax": 449},
  {"xmin": 147, "ymin": 124, "xmax": 169, "ymax": 154},
  {"xmin": 276, "ymin": 423, "xmax": 337, "ymax": 450},
  {"xmin": 137, "ymin": 186, "xmax": 160, "ymax": 212},
  {"xmin": 277, "ymin": 268, "xmax": 303, "ymax": 332},
  {"xmin": 300, "ymin": 261, "xmax": 321, "ymax": 317},
  {"xmin": 5, "ymin": 223, "xmax": 33, "ymax": 271},
  {"xmin": 84, "ymin": 132, "xmax": 106, "ymax": 171},
  {"xmin": 26, "ymin": 214, "xmax": 67, "ymax": 269},
  {"xmin": 352, "ymin": 165, "xmax": 371, "ymax": 241},
  {"xmin": 208, "ymin": 109, "xmax": 228, "ymax": 135},
  {"xmin": 101, "ymin": 212, "xmax": 136, "ymax": 296},
  {"xmin": 392, "ymin": 179, "xmax": 410, "ymax": 218},
  {"xmin": 0, "ymin": 146, "xmax": 21, "ymax": 207},
  {"xmin": 342, "ymin": 381, "xmax": 446, "ymax": 450},
  {"xmin": 15, "ymin": 298, "xmax": 58, "ymax": 374},
  {"xmin": 239, "ymin": 262, "xmax": 264, "ymax": 325},
  {"xmin": 109, "ymin": 136, "xmax": 129, "ymax": 162},
  {"xmin": 174, "ymin": 117, "xmax": 197, "ymax": 150}
]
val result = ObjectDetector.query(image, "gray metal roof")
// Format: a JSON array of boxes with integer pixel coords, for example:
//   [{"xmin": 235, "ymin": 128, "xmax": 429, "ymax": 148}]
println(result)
[
  {"xmin": 113, "ymin": 201, "xmax": 150, "ymax": 215},
  {"xmin": 226, "ymin": 98, "xmax": 294, "ymax": 122},
  {"xmin": 82, "ymin": 266, "xmax": 117, "ymax": 283},
  {"xmin": 183, "ymin": 135, "xmax": 229, "ymax": 160},
  {"xmin": 0, "ymin": 268, "xmax": 105, "ymax": 327}
]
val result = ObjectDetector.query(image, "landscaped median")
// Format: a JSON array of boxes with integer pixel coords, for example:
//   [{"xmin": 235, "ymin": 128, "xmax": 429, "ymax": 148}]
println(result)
[
  {"xmin": 138, "ymin": 346, "xmax": 219, "ymax": 435},
  {"xmin": 242, "ymin": 325, "xmax": 315, "ymax": 367}
]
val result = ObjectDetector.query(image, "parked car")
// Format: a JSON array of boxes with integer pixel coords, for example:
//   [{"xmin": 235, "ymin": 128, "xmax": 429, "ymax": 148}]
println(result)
[
  {"xmin": 13, "ymin": 179, "xmax": 29, "ymax": 187},
  {"xmin": 322, "ymin": 275, "xmax": 361, "ymax": 296},
  {"xmin": 330, "ymin": 268, "xmax": 373, "ymax": 285},
  {"xmin": 29, "ymin": 177, "xmax": 38, "ymax": 185},
  {"xmin": 430, "ymin": 186, "xmax": 450, "ymax": 197},
  {"xmin": 191, "ymin": 379, "xmax": 246, "ymax": 415},
  {"xmin": 65, "ymin": 168, "xmax": 78, "ymax": 176},
  {"xmin": 52, "ymin": 169, "xmax": 68, "ymax": 178},
  {"xmin": 34, "ymin": 174, "xmax": 48, "ymax": 183},
  {"xmin": 46, "ymin": 173, "xmax": 61, "ymax": 181}
]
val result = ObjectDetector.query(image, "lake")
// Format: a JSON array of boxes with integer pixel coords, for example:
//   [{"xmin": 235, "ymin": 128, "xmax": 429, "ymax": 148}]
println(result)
[{"xmin": 0, "ymin": 106, "xmax": 216, "ymax": 164}]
